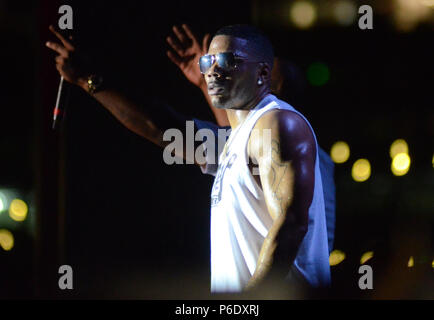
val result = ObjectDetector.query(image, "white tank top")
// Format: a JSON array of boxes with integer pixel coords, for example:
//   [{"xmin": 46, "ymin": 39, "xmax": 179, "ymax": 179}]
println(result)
[{"xmin": 210, "ymin": 94, "xmax": 331, "ymax": 292}]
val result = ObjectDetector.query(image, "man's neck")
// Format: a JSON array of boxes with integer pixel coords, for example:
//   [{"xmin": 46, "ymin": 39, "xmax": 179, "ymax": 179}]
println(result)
[{"xmin": 225, "ymin": 91, "xmax": 270, "ymax": 129}]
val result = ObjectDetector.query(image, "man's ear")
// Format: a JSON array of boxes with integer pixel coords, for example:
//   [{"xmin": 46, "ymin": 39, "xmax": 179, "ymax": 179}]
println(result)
[{"xmin": 258, "ymin": 62, "xmax": 272, "ymax": 85}]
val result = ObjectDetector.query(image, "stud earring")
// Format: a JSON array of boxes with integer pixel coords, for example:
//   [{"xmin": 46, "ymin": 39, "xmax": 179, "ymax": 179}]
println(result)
[{"xmin": 257, "ymin": 78, "xmax": 263, "ymax": 85}]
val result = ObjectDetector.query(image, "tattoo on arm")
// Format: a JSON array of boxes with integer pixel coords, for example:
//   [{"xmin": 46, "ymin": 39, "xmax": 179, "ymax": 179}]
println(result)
[{"xmin": 270, "ymin": 139, "xmax": 290, "ymax": 215}]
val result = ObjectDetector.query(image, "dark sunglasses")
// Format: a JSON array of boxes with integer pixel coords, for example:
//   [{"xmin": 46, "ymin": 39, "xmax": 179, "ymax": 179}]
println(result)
[{"xmin": 198, "ymin": 52, "xmax": 258, "ymax": 74}]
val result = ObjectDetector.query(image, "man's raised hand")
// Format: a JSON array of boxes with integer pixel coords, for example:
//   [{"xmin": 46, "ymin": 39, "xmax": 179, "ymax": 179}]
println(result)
[
  {"xmin": 45, "ymin": 25, "xmax": 87, "ymax": 87},
  {"xmin": 166, "ymin": 24, "xmax": 210, "ymax": 88}
]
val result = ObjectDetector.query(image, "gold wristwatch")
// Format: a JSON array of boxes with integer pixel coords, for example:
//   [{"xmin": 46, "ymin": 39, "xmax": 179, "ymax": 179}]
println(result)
[{"xmin": 86, "ymin": 74, "xmax": 103, "ymax": 94}]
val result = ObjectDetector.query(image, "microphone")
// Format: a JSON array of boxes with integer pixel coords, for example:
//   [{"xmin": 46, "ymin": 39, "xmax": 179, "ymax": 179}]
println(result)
[{"xmin": 52, "ymin": 76, "xmax": 70, "ymax": 130}]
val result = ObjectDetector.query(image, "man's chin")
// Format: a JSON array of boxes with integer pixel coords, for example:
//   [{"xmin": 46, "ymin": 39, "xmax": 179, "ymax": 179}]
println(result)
[{"xmin": 210, "ymin": 95, "xmax": 230, "ymax": 109}]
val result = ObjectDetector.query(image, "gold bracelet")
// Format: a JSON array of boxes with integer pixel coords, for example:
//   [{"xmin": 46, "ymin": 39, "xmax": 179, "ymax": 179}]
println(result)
[{"xmin": 87, "ymin": 75, "xmax": 103, "ymax": 94}]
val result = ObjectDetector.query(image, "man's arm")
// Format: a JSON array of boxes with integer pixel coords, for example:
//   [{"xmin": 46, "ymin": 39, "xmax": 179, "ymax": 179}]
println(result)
[
  {"xmin": 245, "ymin": 109, "xmax": 316, "ymax": 290},
  {"xmin": 46, "ymin": 25, "xmax": 192, "ymax": 157}
]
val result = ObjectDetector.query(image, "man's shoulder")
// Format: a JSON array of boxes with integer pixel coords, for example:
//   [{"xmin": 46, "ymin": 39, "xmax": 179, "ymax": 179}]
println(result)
[
  {"xmin": 249, "ymin": 104, "xmax": 316, "ymax": 161},
  {"xmin": 253, "ymin": 107, "xmax": 311, "ymax": 138}
]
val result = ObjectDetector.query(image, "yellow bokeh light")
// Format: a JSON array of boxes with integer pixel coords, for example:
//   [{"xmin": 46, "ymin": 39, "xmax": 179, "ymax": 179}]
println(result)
[
  {"xmin": 391, "ymin": 153, "xmax": 411, "ymax": 176},
  {"xmin": 330, "ymin": 141, "xmax": 350, "ymax": 164},
  {"xmin": 421, "ymin": 0, "xmax": 434, "ymax": 7},
  {"xmin": 290, "ymin": 1, "xmax": 317, "ymax": 29},
  {"xmin": 360, "ymin": 251, "xmax": 374, "ymax": 264},
  {"xmin": 0, "ymin": 229, "xmax": 14, "ymax": 251},
  {"xmin": 9, "ymin": 199, "xmax": 28, "ymax": 222},
  {"xmin": 333, "ymin": 0, "xmax": 358, "ymax": 26},
  {"xmin": 329, "ymin": 249, "xmax": 346, "ymax": 266},
  {"xmin": 390, "ymin": 139, "xmax": 408, "ymax": 158},
  {"xmin": 408, "ymin": 256, "xmax": 414, "ymax": 267},
  {"xmin": 352, "ymin": 159, "xmax": 371, "ymax": 182},
  {"xmin": 432, "ymin": 154, "xmax": 434, "ymax": 168},
  {"xmin": 393, "ymin": 0, "xmax": 432, "ymax": 32}
]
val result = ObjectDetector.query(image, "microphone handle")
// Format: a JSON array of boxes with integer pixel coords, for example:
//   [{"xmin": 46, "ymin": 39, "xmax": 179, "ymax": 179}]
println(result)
[{"xmin": 52, "ymin": 76, "xmax": 67, "ymax": 130}]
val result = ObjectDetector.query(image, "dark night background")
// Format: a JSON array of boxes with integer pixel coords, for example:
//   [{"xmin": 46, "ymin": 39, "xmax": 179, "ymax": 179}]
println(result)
[{"xmin": 0, "ymin": 0, "xmax": 433, "ymax": 299}]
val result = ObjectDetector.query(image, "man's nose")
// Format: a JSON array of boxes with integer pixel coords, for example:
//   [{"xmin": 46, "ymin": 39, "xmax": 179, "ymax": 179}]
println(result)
[{"xmin": 206, "ymin": 62, "xmax": 224, "ymax": 79}]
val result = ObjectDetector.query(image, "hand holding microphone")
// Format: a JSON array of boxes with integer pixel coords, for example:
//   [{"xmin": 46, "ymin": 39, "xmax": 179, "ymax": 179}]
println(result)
[
  {"xmin": 46, "ymin": 25, "xmax": 94, "ymax": 129},
  {"xmin": 46, "ymin": 25, "xmax": 85, "ymax": 84}
]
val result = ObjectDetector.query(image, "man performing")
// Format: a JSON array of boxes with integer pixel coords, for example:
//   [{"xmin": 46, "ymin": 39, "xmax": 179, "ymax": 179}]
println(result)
[
  {"xmin": 46, "ymin": 24, "xmax": 331, "ymax": 295},
  {"xmin": 166, "ymin": 24, "xmax": 336, "ymax": 255}
]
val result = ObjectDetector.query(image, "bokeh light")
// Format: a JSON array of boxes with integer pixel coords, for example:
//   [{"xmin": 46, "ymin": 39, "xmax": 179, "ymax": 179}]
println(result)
[
  {"xmin": 408, "ymin": 256, "xmax": 414, "ymax": 267},
  {"xmin": 333, "ymin": 0, "xmax": 358, "ymax": 26},
  {"xmin": 330, "ymin": 141, "xmax": 350, "ymax": 164},
  {"xmin": 290, "ymin": 1, "xmax": 317, "ymax": 29},
  {"xmin": 9, "ymin": 199, "xmax": 28, "ymax": 222},
  {"xmin": 389, "ymin": 139, "xmax": 408, "ymax": 158},
  {"xmin": 329, "ymin": 249, "xmax": 346, "ymax": 266},
  {"xmin": 0, "ymin": 229, "xmax": 14, "ymax": 251},
  {"xmin": 391, "ymin": 153, "xmax": 411, "ymax": 176},
  {"xmin": 393, "ymin": 0, "xmax": 433, "ymax": 32},
  {"xmin": 307, "ymin": 62, "xmax": 330, "ymax": 86},
  {"xmin": 360, "ymin": 251, "xmax": 374, "ymax": 264},
  {"xmin": 0, "ymin": 192, "xmax": 5, "ymax": 212},
  {"xmin": 352, "ymin": 159, "xmax": 371, "ymax": 182},
  {"xmin": 421, "ymin": 0, "xmax": 434, "ymax": 7}
]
